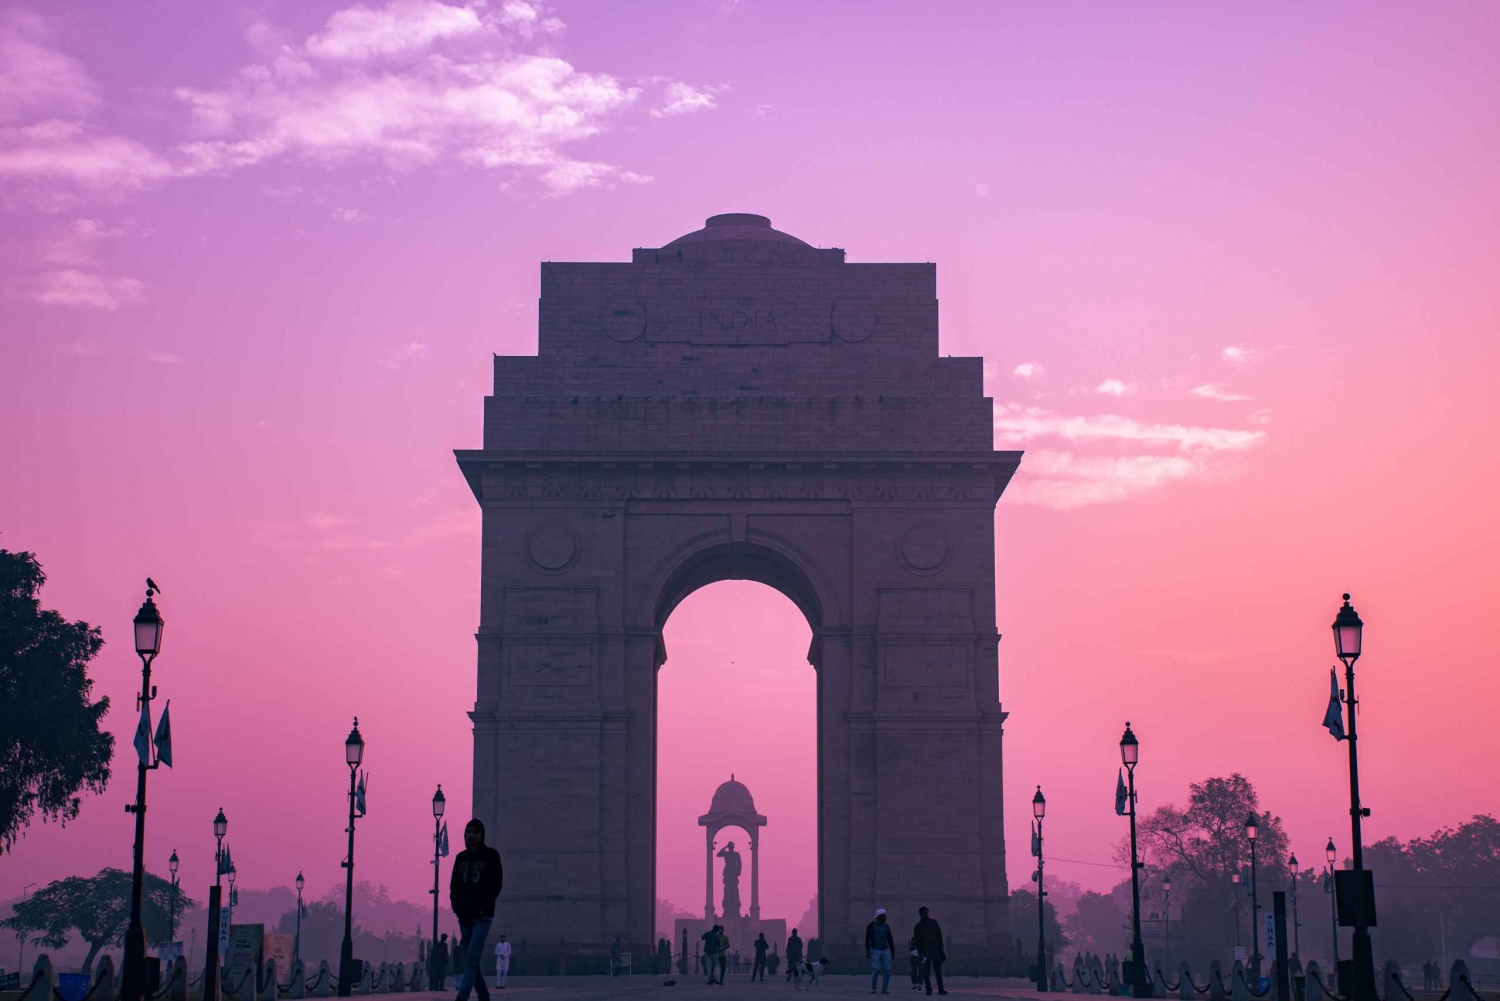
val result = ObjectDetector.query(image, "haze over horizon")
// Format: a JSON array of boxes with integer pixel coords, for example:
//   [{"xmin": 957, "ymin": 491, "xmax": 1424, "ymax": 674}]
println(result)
[{"xmin": 2, "ymin": 0, "xmax": 1497, "ymax": 928}]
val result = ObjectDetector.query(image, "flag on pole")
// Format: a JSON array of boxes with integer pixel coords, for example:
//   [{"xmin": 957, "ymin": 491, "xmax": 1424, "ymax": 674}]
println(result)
[
  {"xmin": 1114, "ymin": 769, "xmax": 1128, "ymax": 816},
  {"xmin": 355, "ymin": 771, "xmax": 368, "ymax": 816},
  {"xmin": 439, "ymin": 821, "xmax": 449, "ymax": 858},
  {"xmin": 1323, "ymin": 668, "xmax": 1347, "ymax": 741},
  {"xmin": 219, "ymin": 844, "xmax": 233, "ymax": 876},
  {"xmin": 133, "ymin": 700, "xmax": 153, "ymax": 766},
  {"xmin": 153, "ymin": 701, "xmax": 173, "ymax": 768},
  {"xmin": 1031, "ymin": 822, "xmax": 1040, "ymax": 857}
]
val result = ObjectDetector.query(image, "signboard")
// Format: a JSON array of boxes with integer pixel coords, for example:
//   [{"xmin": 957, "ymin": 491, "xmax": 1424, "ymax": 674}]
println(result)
[
  {"xmin": 227, "ymin": 924, "xmax": 264, "ymax": 991},
  {"xmin": 1334, "ymin": 870, "xmax": 1377, "ymax": 927},
  {"xmin": 265, "ymin": 934, "xmax": 295, "ymax": 974},
  {"xmin": 1265, "ymin": 914, "xmax": 1276, "ymax": 956},
  {"xmin": 1234, "ymin": 947, "xmax": 1248, "ymax": 964},
  {"xmin": 157, "ymin": 942, "xmax": 184, "ymax": 968}
]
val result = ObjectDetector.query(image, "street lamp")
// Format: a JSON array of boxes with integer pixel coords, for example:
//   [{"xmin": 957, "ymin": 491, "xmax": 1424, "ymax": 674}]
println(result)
[
  {"xmin": 17, "ymin": 882, "xmax": 36, "ymax": 976},
  {"xmin": 1324, "ymin": 839, "xmax": 1340, "ymax": 975},
  {"xmin": 294, "ymin": 873, "xmax": 305, "ymax": 964},
  {"xmin": 1289, "ymin": 854, "xmax": 1302, "ymax": 960},
  {"xmin": 1120, "ymin": 723, "xmax": 1148, "ymax": 997},
  {"xmin": 1330, "ymin": 594, "xmax": 1375, "ymax": 1001},
  {"xmin": 430, "ymin": 784, "xmax": 446, "ymax": 990},
  {"xmin": 122, "ymin": 582, "xmax": 165, "ymax": 1001},
  {"xmin": 205, "ymin": 810, "xmax": 228, "ymax": 1001},
  {"xmin": 168, "ymin": 851, "xmax": 181, "ymax": 942},
  {"xmin": 1162, "ymin": 874, "xmax": 1173, "ymax": 965},
  {"xmin": 338, "ymin": 718, "xmax": 365, "ymax": 998},
  {"xmin": 1231, "ymin": 872, "xmax": 1242, "ymax": 951},
  {"xmin": 1246, "ymin": 813, "xmax": 1261, "ymax": 980},
  {"xmin": 1033, "ymin": 786, "xmax": 1047, "ymax": 991}
]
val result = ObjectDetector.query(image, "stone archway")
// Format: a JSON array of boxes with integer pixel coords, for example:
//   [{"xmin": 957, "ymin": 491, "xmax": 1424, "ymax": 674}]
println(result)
[{"xmin": 457, "ymin": 212, "xmax": 1022, "ymax": 970}]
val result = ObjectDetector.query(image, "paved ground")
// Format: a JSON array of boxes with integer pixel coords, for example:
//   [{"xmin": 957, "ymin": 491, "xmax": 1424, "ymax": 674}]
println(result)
[{"xmin": 395, "ymin": 977, "xmax": 1047, "ymax": 1000}]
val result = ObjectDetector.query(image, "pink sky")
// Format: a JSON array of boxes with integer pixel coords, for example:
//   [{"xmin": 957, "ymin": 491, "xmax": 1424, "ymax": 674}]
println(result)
[{"xmin": 3, "ymin": 0, "xmax": 1498, "ymax": 927}]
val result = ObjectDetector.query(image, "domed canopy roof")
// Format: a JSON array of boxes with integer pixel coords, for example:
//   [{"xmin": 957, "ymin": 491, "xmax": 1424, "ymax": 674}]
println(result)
[
  {"xmin": 664, "ymin": 213, "xmax": 810, "ymax": 248},
  {"xmin": 710, "ymin": 774, "xmax": 757, "ymax": 814}
]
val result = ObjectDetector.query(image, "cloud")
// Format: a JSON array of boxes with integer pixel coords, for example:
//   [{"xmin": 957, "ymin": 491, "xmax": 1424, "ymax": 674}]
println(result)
[
  {"xmin": 145, "ymin": 350, "xmax": 181, "ymax": 364},
  {"xmin": 41, "ymin": 217, "xmax": 130, "ymax": 263},
  {"xmin": 377, "ymin": 341, "xmax": 427, "ymax": 369},
  {"xmin": 1247, "ymin": 408, "xmax": 1274, "ymax": 425},
  {"xmin": 332, "ymin": 206, "xmax": 366, "ymax": 223},
  {"xmin": 1095, "ymin": 378, "xmax": 1132, "ymax": 396},
  {"xmin": 1013, "ymin": 362, "xmax": 1043, "ymax": 379},
  {"xmin": 975, "ymin": 182, "xmax": 990, "ymax": 198},
  {"xmin": 305, "ymin": 0, "xmax": 484, "ymax": 60},
  {"xmin": 33, "ymin": 269, "xmax": 145, "ymax": 310},
  {"xmin": 1222, "ymin": 345, "xmax": 1264, "ymax": 365},
  {"xmin": 994, "ymin": 404, "xmax": 1265, "ymax": 454},
  {"xmin": 1192, "ymin": 383, "xmax": 1253, "ymax": 402},
  {"xmin": 2, "ymin": 4, "xmax": 647, "ymax": 201},
  {"xmin": 995, "ymin": 404, "xmax": 1266, "ymax": 509},
  {"xmin": 754, "ymin": 103, "xmax": 776, "ymax": 116},
  {"xmin": 0, "ymin": 12, "xmax": 99, "ymax": 124},
  {"xmin": 650, "ymin": 80, "xmax": 726, "ymax": 118}
]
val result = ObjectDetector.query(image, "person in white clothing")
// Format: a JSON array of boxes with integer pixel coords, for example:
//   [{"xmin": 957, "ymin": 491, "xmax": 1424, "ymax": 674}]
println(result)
[{"xmin": 493, "ymin": 935, "xmax": 512, "ymax": 989}]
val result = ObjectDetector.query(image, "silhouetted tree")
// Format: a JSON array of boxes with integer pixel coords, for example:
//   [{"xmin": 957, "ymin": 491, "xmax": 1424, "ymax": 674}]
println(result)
[
  {"xmin": 1009, "ymin": 888, "xmax": 1069, "ymax": 957},
  {"xmin": 0, "ymin": 548, "xmax": 114, "ymax": 853},
  {"xmin": 1, "ymin": 868, "xmax": 196, "ymax": 972},
  {"xmin": 1065, "ymin": 890, "xmax": 1130, "ymax": 955},
  {"xmin": 1364, "ymin": 815, "xmax": 1500, "ymax": 964}
]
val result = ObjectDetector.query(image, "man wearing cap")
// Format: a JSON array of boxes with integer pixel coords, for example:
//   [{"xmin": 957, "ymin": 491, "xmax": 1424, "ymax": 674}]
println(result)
[{"xmin": 866, "ymin": 908, "xmax": 896, "ymax": 994}]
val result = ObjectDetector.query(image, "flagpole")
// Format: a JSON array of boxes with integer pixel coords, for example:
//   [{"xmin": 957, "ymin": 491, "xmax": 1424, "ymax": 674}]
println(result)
[{"xmin": 430, "ymin": 786, "xmax": 446, "ymax": 991}]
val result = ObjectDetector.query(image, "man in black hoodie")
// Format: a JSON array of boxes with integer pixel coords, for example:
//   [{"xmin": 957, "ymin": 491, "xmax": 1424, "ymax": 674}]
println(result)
[{"xmin": 450, "ymin": 819, "xmax": 503, "ymax": 1001}]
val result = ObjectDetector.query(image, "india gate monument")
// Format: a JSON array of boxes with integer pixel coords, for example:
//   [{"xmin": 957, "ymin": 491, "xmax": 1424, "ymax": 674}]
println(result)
[{"xmin": 456, "ymin": 213, "xmax": 1021, "ymax": 967}]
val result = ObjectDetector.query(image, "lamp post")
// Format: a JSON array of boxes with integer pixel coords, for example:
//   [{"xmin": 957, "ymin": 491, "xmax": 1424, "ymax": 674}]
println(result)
[
  {"xmin": 1033, "ymin": 786, "xmax": 1048, "ymax": 991},
  {"xmin": 1120, "ymin": 723, "xmax": 1149, "ymax": 997},
  {"xmin": 430, "ymin": 785, "xmax": 446, "ymax": 990},
  {"xmin": 205, "ymin": 809, "xmax": 228, "ymax": 1001},
  {"xmin": 1162, "ymin": 874, "xmax": 1172, "ymax": 966},
  {"xmin": 1231, "ymin": 872, "xmax": 1242, "ymax": 951},
  {"xmin": 1246, "ymin": 813, "xmax": 1261, "ymax": 980},
  {"xmin": 18, "ymin": 882, "xmax": 36, "ymax": 975},
  {"xmin": 1324, "ymin": 839, "xmax": 1340, "ymax": 973},
  {"xmin": 122, "ymin": 582, "xmax": 165, "ymax": 1001},
  {"xmin": 168, "ymin": 851, "xmax": 180, "ymax": 942},
  {"xmin": 1331, "ymin": 594, "xmax": 1375, "ymax": 1001},
  {"xmin": 1288, "ymin": 854, "xmax": 1301, "ymax": 960},
  {"xmin": 338, "ymin": 718, "xmax": 365, "ymax": 998},
  {"xmin": 295, "ymin": 872, "xmax": 305, "ymax": 964}
]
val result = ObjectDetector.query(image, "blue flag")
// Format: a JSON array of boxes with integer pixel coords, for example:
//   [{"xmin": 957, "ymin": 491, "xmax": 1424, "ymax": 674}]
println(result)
[
  {"xmin": 1031, "ymin": 822, "xmax": 1040, "ymax": 857},
  {"xmin": 1115, "ymin": 770, "xmax": 1128, "ymax": 816},
  {"xmin": 1323, "ymin": 668, "xmax": 1346, "ymax": 741},
  {"xmin": 133, "ymin": 700, "xmax": 153, "ymax": 766},
  {"xmin": 355, "ymin": 771, "xmax": 368, "ymax": 817},
  {"xmin": 439, "ymin": 821, "xmax": 449, "ymax": 858},
  {"xmin": 153, "ymin": 701, "xmax": 173, "ymax": 768}
]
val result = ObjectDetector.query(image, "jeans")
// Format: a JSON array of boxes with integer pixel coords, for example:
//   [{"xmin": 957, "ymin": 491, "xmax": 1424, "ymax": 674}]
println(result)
[
  {"xmin": 921, "ymin": 955, "xmax": 945, "ymax": 994},
  {"xmin": 456, "ymin": 918, "xmax": 492, "ymax": 1000},
  {"xmin": 871, "ymin": 949, "xmax": 891, "ymax": 992},
  {"xmin": 752, "ymin": 956, "xmax": 766, "ymax": 981},
  {"xmin": 704, "ymin": 954, "xmax": 718, "ymax": 982}
]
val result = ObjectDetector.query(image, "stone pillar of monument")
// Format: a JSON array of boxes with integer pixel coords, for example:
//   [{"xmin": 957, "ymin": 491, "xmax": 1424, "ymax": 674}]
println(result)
[
  {"xmin": 750, "ymin": 834, "xmax": 760, "ymax": 921},
  {"xmin": 703, "ymin": 828, "xmax": 715, "ymax": 921}
]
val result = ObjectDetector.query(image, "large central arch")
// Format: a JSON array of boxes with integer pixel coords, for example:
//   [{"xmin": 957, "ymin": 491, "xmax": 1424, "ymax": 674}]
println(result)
[{"xmin": 457, "ymin": 213, "xmax": 1022, "ymax": 971}]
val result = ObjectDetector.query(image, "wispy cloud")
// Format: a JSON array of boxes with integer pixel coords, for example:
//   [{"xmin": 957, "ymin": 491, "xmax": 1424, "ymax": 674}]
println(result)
[
  {"xmin": 1192, "ymin": 383, "xmax": 1252, "ymax": 402},
  {"xmin": 332, "ymin": 206, "xmax": 366, "ymax": 223},
  {"xmin": 975, "ymin": 182, "xmax": 990, "ymax": 198},
  {"xmin": 649, "ymin": 80, "xmax": 727, "ymax": 118},
  {"xmin": 305, "ymin": 0, "xmax": 484, "ymax": 60},
  {"xmin": 995, "ymin": 403, "xmax": 1267, "ymax": 508},
  {"xmin": 1095, "ymin": 378, "xmax": 1133, "ymax": 396},
  {"xmin": 377, "ymin": 341, "xmax": 427, "ymax": 369},
  {"xmin": 1222, "ymin": 345, "xmax": 1264, "ymax": 365},
  {"xmin": 1013, "ymin": 362, "xmax": 1044, "ymax": 379},
  {"xmin": 145, "ymin": 350, "xmax": 181, "ymax": 364},
  {"xmin": 0, "ymin": 12, "xmax": 99, "ymax": 123},
  {"xmin": 33, "ymin": 269, "xmax": 145, "ymax": 310}
]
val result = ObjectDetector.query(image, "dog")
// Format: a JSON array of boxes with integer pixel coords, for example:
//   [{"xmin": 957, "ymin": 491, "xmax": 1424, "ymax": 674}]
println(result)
[{"xmin": 791, "ymin": 958, "xmax": 830, "ymax": 990}]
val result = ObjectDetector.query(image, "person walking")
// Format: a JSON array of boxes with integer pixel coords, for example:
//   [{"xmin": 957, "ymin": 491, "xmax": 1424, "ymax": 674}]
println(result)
[
  {"xmin": 786, "ymin": 928, "xmax": 804, "ymax": 981},
  {"xmin": 449, "ymin": 819, "xmax": 504, "ymax": 1001},
  {"xmin": 609, "ymin": 936, "xmax": 622, "ymax": 977},
  {"xmin": 492, "ymin": 935, "xmax": 510, "ymax": 990},
  {"xmin": 434, "ymin": 934, "xmax": 451, "ymax": 989},
  {"xmin": 717, "ymin": 929, "xmax": 730, "ymax": 984},
  {"xmin": 752, "ymin": 933, "xmax": 770, "ymax": 982},
  {"xmin": 913, "ymin": 907, "xmax": 946, "ymax": 996},
  {"xmin": 701, "ymin": 925, "xmax": 722, "ymax": 985},
  {"xmin": 867, "ymin": 908, "xmax": 895, "ymax": 994}
]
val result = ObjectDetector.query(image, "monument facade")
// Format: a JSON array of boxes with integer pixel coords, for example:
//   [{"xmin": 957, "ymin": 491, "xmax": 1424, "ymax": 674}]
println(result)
[{"xmin": 457, "ymin": 213, "xmax": 1021, "ymax": 966}]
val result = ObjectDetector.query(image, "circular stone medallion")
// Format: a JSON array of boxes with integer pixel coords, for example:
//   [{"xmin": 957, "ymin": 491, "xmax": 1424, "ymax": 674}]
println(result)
[
  {"xmin": 830, "ymin": 300, "xmax": 878, "ymax": 342},
  {"xmin": 600, "ymin": 301, "xmax": 647, "ymax": 342},
  {"xmin": 899, "ymin": 525, "xmax": 949, "ymax": 574},
  {"xmin": 527, "ymin": 523, "xmax": 578, "ymax": 574}
]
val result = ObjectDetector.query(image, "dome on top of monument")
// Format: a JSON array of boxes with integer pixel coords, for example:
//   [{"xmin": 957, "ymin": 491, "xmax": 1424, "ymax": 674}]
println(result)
[
  {"xmin": 664, "ymin": 213, "xmax": 810, "ymax": 248},
  {"xmin": 709, "ymin": 774, "xmax": 758, "ymax": 814}
]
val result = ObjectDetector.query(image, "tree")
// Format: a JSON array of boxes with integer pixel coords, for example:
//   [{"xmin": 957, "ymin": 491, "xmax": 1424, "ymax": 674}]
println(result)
[
  {"xmin": 1066, "ymin": 889, "xmax": 1131, "ymax": 955},
  {"xmin": 1, "ymin": 868, "xmax": 196, "ymax": 972},
  {"xmin": 1134, "ymin": 774, "xmax": 1290, "ymax": 882},
  {"xmin": 0, "ymin": 549, "xmax": 114, "ymax": 853},
  {"xmin": 1364, "ymin": 814, "xmax": 1500, "ymax": 964},
  {"xmin": 1010, "ymin": 888, "xmax": 1069, "ymax": 958}
]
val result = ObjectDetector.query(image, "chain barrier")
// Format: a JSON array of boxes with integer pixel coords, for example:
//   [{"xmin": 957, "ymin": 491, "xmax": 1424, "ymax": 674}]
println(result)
[
  {"xmin": 221, "ymin": 969, "xmax": 254, "ymax": 999},
  {"xmin": 149, "ymin": 964, "xmax": 183, "ymax": 999},
  {"xmin": 188, "ymin": 974, "xmax": 203, "ymax": 989},
  {"xmin": 52, "ymin": 971, "xmax": 108, "ymax": 1001},
  {"xmin": 19, "ymin": 968, "xmax": 46, "ymax": 1000},
  {"xmin": 1461, "ymin": 976, "xmax": 1485, "ymax": 1001},
  {"xmin": 1236, "ymin": 967, "xmax": 1271, "ymax": 998}
]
